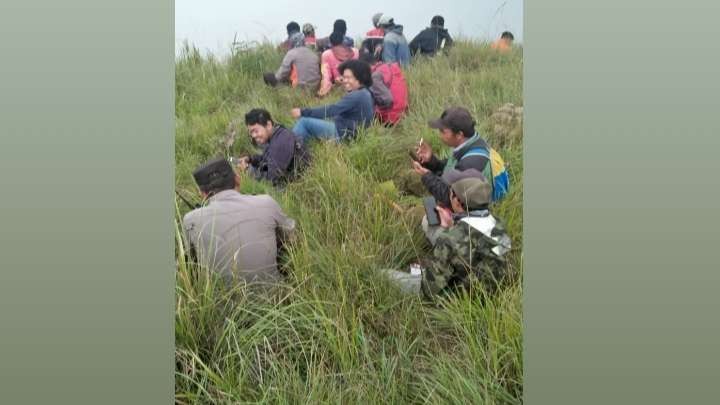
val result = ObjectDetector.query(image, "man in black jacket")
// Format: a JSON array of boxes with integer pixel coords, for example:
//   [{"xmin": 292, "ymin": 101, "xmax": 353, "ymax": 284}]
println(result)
[
  {"xmin": 235, "ymin": 108, "xmax": 309, "ymax": 186},
  {"xmin": 409, "ymin": 15, "xmax": 453, "ymax": 57}
]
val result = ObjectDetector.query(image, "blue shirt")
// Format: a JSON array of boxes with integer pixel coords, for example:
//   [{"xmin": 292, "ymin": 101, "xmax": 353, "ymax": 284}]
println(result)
[{"xmin": 301, "ymin": 88, "xmax": 374, "ymax": 139}]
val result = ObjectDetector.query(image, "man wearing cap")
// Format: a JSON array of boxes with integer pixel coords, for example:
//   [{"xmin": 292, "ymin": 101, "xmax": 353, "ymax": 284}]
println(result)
[
  {"xmin": 412, "ymin": 107, "xmax": 494, "ymax": 210},
  {"xmin": 182, "ymin": 158, "xmax": 296, "ymax": 284},
  {"xmin": 366, "ymin": 12, "xmax": 385, "ymax": 39},
  {"xmin": 409, "ymin": 15, "xmax": 454, "ymax": 57},
  {"xmin": 377, "ymin": 15, "xmax": 411, "ymax": 68},
  {"xmin": 302, "ymin": 23, "xmax": 317, "ymax": 50},
  {"xmin": 420, "ymin": 169, "xmax": 512, "ymax": 297}
]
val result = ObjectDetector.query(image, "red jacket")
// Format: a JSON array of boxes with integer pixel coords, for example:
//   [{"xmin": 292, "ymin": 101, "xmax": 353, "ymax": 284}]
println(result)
[{"xmin": 372, "ymin": 62, "xmax": 408, "ymax": 124}]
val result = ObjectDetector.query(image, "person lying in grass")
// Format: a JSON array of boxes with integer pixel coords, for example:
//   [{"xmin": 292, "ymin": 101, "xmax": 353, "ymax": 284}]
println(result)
[
  {"xmin": 420, "ymin": 169, "xmax": 512, "ymax": 298},
  {"xmin": 290, "ymin": 59, "xmax": 374, "ymax": 142},
  {"xmin": 233, "ymin": 108, "xmax": 310, "ymax": 187},
  {"xmin": 183, "ymin": 158, "xmax": 295, "ymax": 284}
]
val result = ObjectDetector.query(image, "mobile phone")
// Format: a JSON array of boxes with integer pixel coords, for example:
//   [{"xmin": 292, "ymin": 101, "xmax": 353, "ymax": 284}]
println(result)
[{"xmin": 423, "ymin": 196, "xmax": 440, "ymax": 226}]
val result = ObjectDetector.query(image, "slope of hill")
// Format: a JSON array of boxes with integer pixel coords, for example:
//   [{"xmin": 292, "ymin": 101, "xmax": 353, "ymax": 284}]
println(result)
[{"xmin": 175, "ymin": 41, "xmax": 523, "ymax": 404}]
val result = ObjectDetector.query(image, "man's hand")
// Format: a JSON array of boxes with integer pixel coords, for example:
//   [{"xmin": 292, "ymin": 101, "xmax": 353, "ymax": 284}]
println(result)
[
  {"xmin": 416, "ymin": 138, "xmax": 433, "ymax": 164},
  {"xmin": 436, "ymin": 206, "xmax": 454, "ymax": 229},
  {"xmin": 234, "ymin": 156, "xmax": 250, "ymax": 172},
  {"xmin": 411, "ymin": 160, "xmax": 430, "ymax": 176},
  {"xmin": 290, "ymin": 108, "xmax": 302, "ymax": 119}
]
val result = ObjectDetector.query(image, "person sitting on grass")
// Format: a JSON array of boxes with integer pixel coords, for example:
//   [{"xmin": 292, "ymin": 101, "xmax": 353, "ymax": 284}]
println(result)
[
  {"xmin": 409, "ymin": 15, "xmax": 454, "ymax": 57},
  {"xmin": 380, "ymin": 169, "xmax": 511, "ymax": 298},
  {"xmin": 278, "ymin": 21, "xmax": 302, "ymax": 52},
  {"xmin": 377, "ymin": 14, "xmax": 411, "ymax": 68},
  {"xmin": 491, "ymin": 31, "xmax": 514, "ymax": 52},
  {"xmin": 263, "ymin": 29, "xmax": 320, "ymax": 90},
  {"xmin": 316, "ymin": 19, "xmax": 355, "ymax": 53},
  {"xmin": 233, "ymin": 108, "xmax": 310, "ymax": 187},
  {"xmin": 290, "ymin": 59, "xmax": 374, "ymax": 142},
  {"xmin": 302, "ymin": 23, "xmax": 317, "ymax": 50},
  {"xmin": 183, "ymin": 158, "xmax": 296, "ymax": 285},
  {"xmin": 411, "ymin": 107, "xmax": 509, "ymax": 242},
  {"xmin": 360, "ymin": 43, "xmax": 409, "ymax": 125},
  {"xmin": 363, "ymin": 12, "xmax": 385, "ymax": 54},
  {"xmin": 317, "ymin": 31, "xmax": 359, "ymax": 97},
  {"xmin": 420, "ymin": 169, "xmax": 512, "ymax": 297}
]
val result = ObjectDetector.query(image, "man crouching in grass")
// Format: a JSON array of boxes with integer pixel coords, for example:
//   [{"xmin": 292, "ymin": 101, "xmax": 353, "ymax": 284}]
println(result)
[
  {"xmin": 234, "ymin": 108, "xmax": 310, "ymax": 187},
  {"xmin": 420, "ymin": 169, "xmax": 512, "ymax": 298},
  {"xmin": 183, "ymin": 158, "xmax": 296, "ymax": 285},
  {"xmin": 383, "ymin": 169, "xmax": 511, "ymax": 298}
]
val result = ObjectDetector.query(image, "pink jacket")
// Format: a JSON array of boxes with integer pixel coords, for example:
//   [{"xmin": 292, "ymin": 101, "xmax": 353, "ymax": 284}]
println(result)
[{"xmin": 318, "ymin": 46, "xmax": 359, "ymax": 96}]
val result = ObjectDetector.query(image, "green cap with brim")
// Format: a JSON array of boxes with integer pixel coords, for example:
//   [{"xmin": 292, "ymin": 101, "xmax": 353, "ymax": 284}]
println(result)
[{"xmin": 442, "ymin": 168, "xmax": 492, "ymax": 209}]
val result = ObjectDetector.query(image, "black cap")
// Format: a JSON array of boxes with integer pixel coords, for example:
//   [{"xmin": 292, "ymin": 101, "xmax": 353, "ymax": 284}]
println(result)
[
  {"xmin": 428, "ymin": 107, "xmax": 476, "ymax": 133},
  {"xmin": 192, "ymin": 158, "xmax": 235, "ymax": 193},
  {"xmin": 431, "ymin": 15, "xmax": 444, "ymax": 27}
]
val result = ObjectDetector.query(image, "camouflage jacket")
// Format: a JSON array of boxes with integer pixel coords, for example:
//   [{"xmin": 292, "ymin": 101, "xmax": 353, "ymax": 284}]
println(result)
[{"xmin": 421, "ymin": 210, "xmax": 512, "ymax": 297}]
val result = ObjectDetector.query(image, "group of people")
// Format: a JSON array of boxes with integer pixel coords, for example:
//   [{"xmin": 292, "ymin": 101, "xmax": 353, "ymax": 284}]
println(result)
[{"xmin": 182, "ymin": 14, "xmax": 516, "ymax": 299}]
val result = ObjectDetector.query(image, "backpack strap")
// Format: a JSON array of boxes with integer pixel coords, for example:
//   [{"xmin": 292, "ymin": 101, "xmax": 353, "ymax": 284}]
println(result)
[{"xmin": 460, "ymin": 146, "xmax": 489, "ymax": 160}]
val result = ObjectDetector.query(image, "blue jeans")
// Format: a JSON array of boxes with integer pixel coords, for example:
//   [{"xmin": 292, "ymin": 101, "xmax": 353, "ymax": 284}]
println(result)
[{"xmin": 292, "ymin": 117, "xmax": 339, "ymax": 142}]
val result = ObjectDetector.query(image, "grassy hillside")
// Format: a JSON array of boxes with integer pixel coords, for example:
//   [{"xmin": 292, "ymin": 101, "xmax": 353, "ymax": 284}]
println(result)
[{"xmin": 175, "ymin": 40, "xmax": 523, "ymax": 404}]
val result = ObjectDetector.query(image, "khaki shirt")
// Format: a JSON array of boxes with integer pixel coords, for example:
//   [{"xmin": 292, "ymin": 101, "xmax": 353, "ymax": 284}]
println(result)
[{"xmin": 182, "ymin": 190, "xmax": 295, "ymax": 283}]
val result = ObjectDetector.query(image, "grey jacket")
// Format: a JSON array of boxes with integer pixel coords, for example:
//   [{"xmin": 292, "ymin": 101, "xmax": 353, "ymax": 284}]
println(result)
[
  {"xmin": 182, "ymin": 190, "xmax": 295, "ymax": 283},
  {"xmin": 369, "ymin": 71, "xmax": 393, "ymax": 108},
  {"xmin": 275, "ymin": 46, "xmax": 321, "ymax": 88}
]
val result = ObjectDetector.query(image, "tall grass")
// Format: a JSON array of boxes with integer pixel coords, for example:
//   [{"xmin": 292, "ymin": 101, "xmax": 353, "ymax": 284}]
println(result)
[{"xmin": 175, "ymin": 40, "xmax": 523, "ymax": 404}]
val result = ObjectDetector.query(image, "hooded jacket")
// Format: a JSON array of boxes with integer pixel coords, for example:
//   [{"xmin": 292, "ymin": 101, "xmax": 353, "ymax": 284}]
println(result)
[
  {"xmin": 381, "ymin": 25, "xmax": 411, "ymax": 68},
  {"xmin": 409, "ymin": 26, "xmax": 454, "ymax": 56}
]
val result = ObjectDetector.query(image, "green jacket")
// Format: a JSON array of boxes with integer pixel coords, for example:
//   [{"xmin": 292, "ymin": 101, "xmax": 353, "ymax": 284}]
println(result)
[{"xmin": 421, "ymin": 210, "xmax": 512, "ymax": 297}]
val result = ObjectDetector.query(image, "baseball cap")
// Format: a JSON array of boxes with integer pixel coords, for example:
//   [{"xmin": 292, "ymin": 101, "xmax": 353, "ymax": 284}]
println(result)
[
  {"xmin": 192, "ymin": 158, "xmax": 236, "ymax": 192},
  {"xmin": 442, "ymin": 169, "xmax": 491, "ymax": 209},
  {"xmin": 302, "ymin": 23, "xmax": 316, "ymax": 35},
  {"xmin": 372, "ymin": 13, "xmax": 383, "ymax": 27},
  {"xmin": 377, "ymin": 14, "xmax": 394, "ymax": 26},
  {"xmin": 428, "ymin": 107, "xmax": 476, "ymax": 132}
]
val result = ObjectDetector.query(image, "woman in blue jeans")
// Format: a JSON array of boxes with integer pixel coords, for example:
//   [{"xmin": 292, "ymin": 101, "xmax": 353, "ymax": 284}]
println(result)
[{"xmin": 291, "ymin": 59, "xmax": 375, "ymax": 142}]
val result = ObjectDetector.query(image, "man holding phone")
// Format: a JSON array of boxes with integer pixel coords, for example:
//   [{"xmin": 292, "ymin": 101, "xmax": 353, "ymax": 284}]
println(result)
[
  {"xmin": 420, "ymin": 169, "xmax": 512, "ymax": 298},
  {"xmin": 410, "ymin": 107, "xmax": 494, "ymax": 242}
]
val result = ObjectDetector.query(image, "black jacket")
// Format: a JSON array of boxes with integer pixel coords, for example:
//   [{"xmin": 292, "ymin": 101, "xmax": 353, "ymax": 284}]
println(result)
[
  {"xmin": 409, "ymin": 27, "xmax": 453, "ymax": 56},
  {"xmin": 249, "ymin": 126, "xmax": 309, "ymax": 186},
  {"xmin": 421, "ymin": 134, "xmax": 490, "ymax": 207}
]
